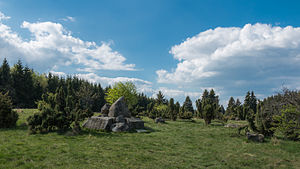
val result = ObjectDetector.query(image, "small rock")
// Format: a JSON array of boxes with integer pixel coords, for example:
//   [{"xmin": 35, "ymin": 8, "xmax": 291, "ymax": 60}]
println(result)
[
  {"xmin": 155, "ymin": 117, "xmax": 165, "ymax": 123},
  {"xmin": 225, "ymin": 123, "xmax": 239, "ymax": 128},
  {"xmin": 126, "ymin": 117, "xmax": 144, "ymax": 129},
  {"xmin": 100, "ymin": 104, "xmax": 110, "ymax": 116},
  {"xmin": 136, "ymin": 129, "xmax": 150, "ymax": 133},
  {"xmin": 246, "ymin": 132, "xmax": 264, "ymax": 142},
  {"xmin": 116, "ymin": 115, "xmax": 125, "ymax": 123},
  {"xmin": 112, "ymin": 123, "xmax": 129, "ymax": 132}
]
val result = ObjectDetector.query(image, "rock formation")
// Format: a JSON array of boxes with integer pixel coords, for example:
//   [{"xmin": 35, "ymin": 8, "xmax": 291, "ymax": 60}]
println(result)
[
  {"xmin": 100, "ymin": 103, "xmax": 110, "ymax": 117},
  {"xmin": 246, "ymin": 132, "xmax": 264, "ymax": 142},
  {"xmin": 83, "ymin": 96, "xmax": 144, "ymax": 132},
  {"xmin": 108, "ymin": 97, "xmax": 131, "ymax": 117}
]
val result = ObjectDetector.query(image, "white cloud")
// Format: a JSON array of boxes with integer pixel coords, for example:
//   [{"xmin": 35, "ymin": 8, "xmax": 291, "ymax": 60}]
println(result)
[
  {"xmin": 0, "ymin": 11, "xmax": 10, "ymax": 20},
  {"xmin": 0, "ymin": 11, "xmax": 135, "ymax": 72},
  {"xmin": 49, "ymin": 71, "xmax": 66, "ymax": 77},
  {"xmin": 62, "ymin": 16, "xmax": 75, "ymax": 22},
  {"xmin": 76, "ymin": 72, "xmax": 152, "ymax": 92},
  {"xmin": 157, "ymin": 23, "xmax": 300, "ymax": 84}
]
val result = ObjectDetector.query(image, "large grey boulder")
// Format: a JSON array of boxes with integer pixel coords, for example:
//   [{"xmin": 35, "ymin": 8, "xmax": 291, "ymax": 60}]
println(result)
[
  {"xmin": 108, "ymin": 97, "xmax": 131, "ymax": 117},
  {"xmin": 100, "ymin": 104, "xmax": 110, "ymax": 117},
  {"xmin": 112, "ymin": 123, "xmax": 129, "ymax": 132},
  {"xmin": 155, "ymin": 117, "xmax": 165, "ymax": 123},
  {"xmin": 126, "ymin": 117, "xmax": 144, "ymax": 129},
  {"xmin": 83, "ymin": 116, "xmax": 114, "ymax": 131},
  {"xmin": 116, "ymin": 115, "xmax": 125, "ymax": 123},
  {"xmin": 246, "ymin": 132, "xmax": 264, "ymax": 142},
  {"xmin": 83, "ymin": 96, "xmax": 145, "ymax": 132}
]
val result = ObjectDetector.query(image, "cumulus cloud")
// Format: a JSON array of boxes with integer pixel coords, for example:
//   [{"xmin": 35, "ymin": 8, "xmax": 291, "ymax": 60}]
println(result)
[
  {"xmin": 76, "ymin": 72, "xmax": 152, "ymax": 92},
  {"xmin": 0, "ymin": 11, "xmax": 10, "ymax": 20},
  {"xmin": 157, "ymin": 23, "xmax": 300, "ymax": 103},
  {"xmin": 0, "ymin": 11, "xmax": 135, "ymax": 72},
  {"xmin": 61, "ymin": 16, "xmax": 76, "ymax": 22},
  {"xmin": 76, "ymin": 72, "xmax": 202, "ymax": 104},
  {"xmin": 157, "ymin": 23, "xmax": 300, "ymax": 84}
]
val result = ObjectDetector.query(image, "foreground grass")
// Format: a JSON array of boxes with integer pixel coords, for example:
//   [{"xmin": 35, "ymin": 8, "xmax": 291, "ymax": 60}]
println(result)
[{"xmin": 0, "ymin": 109, "xmax": 299, "ymax": 169}]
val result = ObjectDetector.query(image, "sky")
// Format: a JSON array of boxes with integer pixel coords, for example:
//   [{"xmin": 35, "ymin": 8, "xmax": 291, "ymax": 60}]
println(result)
[{"xmin": 1, "ymin": 0, "xmax": 300, "ymax": 106}]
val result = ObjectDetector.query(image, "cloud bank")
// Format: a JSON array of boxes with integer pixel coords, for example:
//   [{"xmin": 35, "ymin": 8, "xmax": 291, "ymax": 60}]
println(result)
[
  {"xmin": 157, "ymin": 23, "xmax": 300, "ymax": 84},
  {"xmin": 0, "ymin": 12, "xmax": 135, "ymax": 72},
  {"xmin": 157, "ymin": 23, "xmax": 300, "ymax": 102}
]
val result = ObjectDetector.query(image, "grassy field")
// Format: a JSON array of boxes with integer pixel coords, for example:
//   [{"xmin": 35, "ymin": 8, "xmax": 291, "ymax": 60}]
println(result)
[{"xmin": 0, "ymin": 109, "xmax": 299, "ymax": 169}]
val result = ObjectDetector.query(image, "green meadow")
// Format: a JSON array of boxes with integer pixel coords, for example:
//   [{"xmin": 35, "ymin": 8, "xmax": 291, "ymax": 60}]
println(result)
[{"xmin": 0, "ymin": 109, "xmax": 299, "ymax": 169}]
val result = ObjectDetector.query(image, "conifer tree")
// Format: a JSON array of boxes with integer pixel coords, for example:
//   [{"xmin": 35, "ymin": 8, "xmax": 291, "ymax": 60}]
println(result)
[
  {"xmin": 0, "ymin": 92, "xmax": 18, "ymax": 128},
  {"xmin": 225, "ymin": 97, "xmax": 236, "ymax": 118},
  {"xmin": 195, "ymin": 98, "xmax": 202, "ymax": 118},
  {"xmin": 169, "ymin": 98, "xmax": 177, "ymax": 120},
  {"xmin": 11, "ymin": 60, "xmax": 25, "ymax": 107},
  {"xmin": 0, "ymin": 58, "xmax": 11, "ymax": 94}
]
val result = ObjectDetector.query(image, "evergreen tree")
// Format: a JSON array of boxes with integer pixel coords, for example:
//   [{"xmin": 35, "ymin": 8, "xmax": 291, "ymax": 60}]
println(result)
[
  {"xmin": 0, "ymin": 58, "xmax": 12, "ymax": 94},
  {"xmin": 244, "ymin": 91, "xmax": 257, "ymax": 131},
  {"xmin": 201, "ymin": 89, "xmax": 219, "ymax": 125},
  {"xmin": 225, "ymin": 97, "xmax": 236, "ymax": 118},
  {"xmin": 0, "ymin": 92, "xmax": 18, "ymax": 128},
  {"xmin": 183, "ymin": 96, "xmax": 194, "ymax": 113},
  {"xmin": 179, "ymin": 96, "xmax": 193, "ymax": 119},
  {"xmin": 23, "ymin": 66, "xmax": 35, "ymax": 107},
  {"xmin": 11, "ymin": 60, "xmax": 25, "ymax": 107},
  {"xmin": 168, "ymin": 98, "xmax": 177, "ymax": 120},
  {"xmin": 195, "ymin": 99, "xmax": 202, "ymax": 118},
  {"xmin": 235, "ymin": 99, "xmax": 243, "ymax": 120},
  {"xmin": 156, "ymin": 91, "xmax": 167, "ymax": 105},
  {"xmin": 175, "ymin": 101, "xmax": 180, "ymax": 118}
]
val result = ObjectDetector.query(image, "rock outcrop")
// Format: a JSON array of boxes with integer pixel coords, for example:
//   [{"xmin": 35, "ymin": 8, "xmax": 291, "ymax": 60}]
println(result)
[
  {"xmin": 100, "ymin": 104, "xmax": 110, "ymax": 117},
  {"xmin": 246, "ymin": 132, "xmax": 264, "ymax": 142},
  {"xmin": 155, "ymin": 117, "xmax": 165, "ymax": 123},
  {"xmin": 108, "ymin": 96, "xmax": 131, "ymax": 117},
  {"xmin": 82, "ymin": 116, "xmax": 114, "ymax": 130},
  {"xmin": 83, "ymin": 96, "xmax": 144, "ymax": 132}
]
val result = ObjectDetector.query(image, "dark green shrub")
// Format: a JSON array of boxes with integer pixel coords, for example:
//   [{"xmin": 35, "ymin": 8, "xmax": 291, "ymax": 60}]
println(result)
[
  {"xmin": 271, "ymin": 105, "xmax": 300, "ymax": 141},
  {"xmin": 0, "ymin": 92, "xmax": 18, "ymax": 128},
  {"xmin": 179, "ymin": 111, "xmax": 193, "ymax": 120},
  {"xmin": 27, "ymin": 87, "xmax": 93, "ymax": 134}
]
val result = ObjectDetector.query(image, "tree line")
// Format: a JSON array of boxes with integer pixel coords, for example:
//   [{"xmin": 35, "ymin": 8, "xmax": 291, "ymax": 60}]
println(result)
[{"xmin": 0, "ymin": 58, "xmax": 299, "ymax": 140}]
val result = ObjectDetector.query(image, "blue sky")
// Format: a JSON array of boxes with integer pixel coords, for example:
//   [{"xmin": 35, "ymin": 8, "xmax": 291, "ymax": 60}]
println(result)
[{"xmin": 1, "ymin": 0, "xmax": 300, "ymax": 106}]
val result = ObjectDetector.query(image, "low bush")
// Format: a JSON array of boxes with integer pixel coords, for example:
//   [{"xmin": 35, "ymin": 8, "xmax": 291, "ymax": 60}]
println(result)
[{"xmin": 0, "ymin": 92, "xmax": 18, "ymax": 128}]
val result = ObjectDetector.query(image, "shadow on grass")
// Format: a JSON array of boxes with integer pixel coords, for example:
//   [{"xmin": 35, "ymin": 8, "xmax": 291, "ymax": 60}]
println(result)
[
  {"xmin": 0, "ymin": 124, "xmax": 28, "ymax": 132},
  {"xmin": 210, "ymin": 123, "xmax": 224, "ymax": 127},
  {"xmin": 62, "ymin": 125, "xmax": 158, "ymax": 137}
]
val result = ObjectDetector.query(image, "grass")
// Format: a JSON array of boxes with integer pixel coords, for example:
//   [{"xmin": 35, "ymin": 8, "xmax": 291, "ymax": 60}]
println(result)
[{"xmin": 0, "ymin": 109, "xmax": 299, "ymax": 169}]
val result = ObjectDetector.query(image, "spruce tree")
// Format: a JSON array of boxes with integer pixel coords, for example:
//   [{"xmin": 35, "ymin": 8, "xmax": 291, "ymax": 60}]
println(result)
[
  {"xmin": 156, "ymin": 91, "xmax": 167, "ymax": 105},
  {"xmin": 195, "ymin": 99, "xmax": 202, "ymax": 118},
  {"xmin": 0, "ymin": 58, "xmax": 11, "ymax": 94},
  {"xmin": 201, "ymin": 89, "xmax": 219, "ymax": 125},
  {"xmin": 225, "ymin": 97, "xmax": 236, "ymax": 118},
  {"xmin": 0, "ymin": 92, "xmax": 18, "ymax": 128},
  {"xmin": 169, "ymin": 98, "xmax": 176, "ymax": 120},
  {"xmin": 11, "ymin": 60, "xmax": 25, "ymax": 107}
]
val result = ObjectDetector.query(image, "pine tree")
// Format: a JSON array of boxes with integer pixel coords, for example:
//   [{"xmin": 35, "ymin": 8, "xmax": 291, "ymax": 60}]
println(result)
[
  {"xmin": 235, "ymin": 99, "xmax": 243, "ymax": 120},
  {"xmin": 195, "ymin": 99, "xmax": 202, "ymax": 118},
  {"xmin": 225, "ymin": 97, "xmax": 236, "ymax": 118},
  {"xmin": 201, "ymin": 89, "xmax": 219, "ymax": 125},
  {"xmin": 23, "ymin": 66, "xmax": 35, "ymax": 107},
  {"xmin": 0, "ymin": 58, "xmax": 11, "ymax": 94},
  {"xmin": 11, "ymin": 60, "xmax": 25, "ymax": 107},
  {"xmin": 244, "ymin": 91, "xmax": 257, "ymax": 131},
  {"xmin": 156, "ymin": 91, "xmax": 167, "ymax": 105},
  {"xmin": 169, "ymin": 98, "xmax": 177, "ymax": 120},
  {"xmin": 183, "ymin": 96, "xmax": 194, "ymax": 113},
  {"xmin": 0, "ymin": 92, "xmax": 18, "ymax": 128}
]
